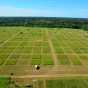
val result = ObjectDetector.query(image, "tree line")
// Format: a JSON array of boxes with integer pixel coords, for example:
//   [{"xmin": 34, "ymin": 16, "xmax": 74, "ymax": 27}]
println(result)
[{"xmin": 0, "ymin": 17, "xmax": 88, "ymax": 30}]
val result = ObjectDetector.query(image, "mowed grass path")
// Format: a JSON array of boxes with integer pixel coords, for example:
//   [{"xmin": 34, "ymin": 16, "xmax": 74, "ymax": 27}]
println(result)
[{"xmin": 0, "ymin": 27, "xmax": 88, "ymax": 66}]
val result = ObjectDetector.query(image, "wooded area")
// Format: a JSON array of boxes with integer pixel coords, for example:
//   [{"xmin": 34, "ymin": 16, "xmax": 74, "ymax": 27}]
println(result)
[{"xmin": 0, "ymin": 17, "xmax": 88, "ymax": 30}]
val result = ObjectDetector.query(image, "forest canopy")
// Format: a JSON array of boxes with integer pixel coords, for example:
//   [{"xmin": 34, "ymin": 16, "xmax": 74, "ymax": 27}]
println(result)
[{"xmin": 0, "ymin": 17, "xmax": 88, "ymax": 30}]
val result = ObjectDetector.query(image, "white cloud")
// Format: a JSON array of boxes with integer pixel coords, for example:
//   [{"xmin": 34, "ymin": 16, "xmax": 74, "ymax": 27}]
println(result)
[
  {"xmin": 0, "ymin": 6, "xmax": 88, "ymax": 18},
  {"xmin": 0, "ymin": 6, "xmax": 65, "ymax": 17},
  {"xmin": 0, "ymin": 6, "xmax": 49, "ymax": 16},
  {"xmin": 0, "ymin": 6, "xmax": 31, "ymax": 16}
]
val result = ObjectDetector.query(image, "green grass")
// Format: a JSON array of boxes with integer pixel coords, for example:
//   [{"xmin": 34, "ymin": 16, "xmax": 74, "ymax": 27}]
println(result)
[
  {"xmin": 0, "ymin": 77, "xmax": 9, "ymax": 88},
  {"xmin": 42, "ymin": 55, "xmax": 53, "ymax": 65},
  {"xmin": 55, "ymin": 47, "xmax": 64, "ymax": 53},
  {"xmin": 69, "ymin": 55, "xmax": 82, "ymax": 65},
  {"xmin": 0, "ymin": 27, "xmax": 53, "ymax": 66},
  {"xmin": 1, "ymin": 77, "xmax": 88, "ymax": 88},
  {"xmin": 46, "ymin": 78, "xmax": 88, "ymax": 88},
  {"xmin": 49, "ymin": 29, "xmax": 88, "ymax": 65},
  {"xmin": 0, "ymin": 27, "xmax": 88, "ymax": 66},
  {"xmin": 0, "ymin": 27, "xmax": 88, "ymax": 87},
  {"xmin": 57, "ymin": 55, "xmax": 70, "ymax": 65}
]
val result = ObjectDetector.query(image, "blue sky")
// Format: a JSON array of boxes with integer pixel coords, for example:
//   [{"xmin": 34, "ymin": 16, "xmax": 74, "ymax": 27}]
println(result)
[{"xmin": 0, "ymin": 0, "xmax": 88, "ymax": 18}]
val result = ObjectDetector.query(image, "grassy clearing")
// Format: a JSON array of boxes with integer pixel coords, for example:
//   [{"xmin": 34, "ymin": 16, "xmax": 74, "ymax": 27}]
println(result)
[
  {"xmin": 0, "ymin": 77, "xmax": 9, "ymax": 88},
  {"xmin": 0, "ymin": 27, "xmax": 88, "ymax": 87},
  {"xmin": 0, "ymin": 27, "xmax": 54, "ymax": 66},
  {"xmin": 1, "ymin": 77, "xmax": 88, "ymax": 88},
  {"xmin": 46, "ymin": 78, "xmax": 88, "ymax": 88},
  {"xmin": 57, "ymin": 55, "xmax": 70, "ymax": 65},
  {"xmin": 0, "ymin": 27, "xmax": 88, "ymax": 66},
  {"xmin": 69, "ymin": 55, "xmax": 82, "ymax": 65},
  {"xmin": 50, "ymin": 29, "xmax": 88, "ymax": 65}
]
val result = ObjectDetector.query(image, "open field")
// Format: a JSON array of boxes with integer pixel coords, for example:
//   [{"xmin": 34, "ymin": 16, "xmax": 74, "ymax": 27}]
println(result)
[
  {"xmin": 1, "ymin": 77, "xmax": 88, "ymax": 88},
  {"xmin": 0, "ymin": 27, "xmax": 88, "ymax": 87},
  {"xmin": 0, "ymin": 27, "xmax": 88, "ymax": 67},
  {"xmin": 0, "ymin": 27, "xmax": 53, "ymax": 66},
  {"xmin": 46, "ymin": 77, "xmax": 88, "ymax": 88}
]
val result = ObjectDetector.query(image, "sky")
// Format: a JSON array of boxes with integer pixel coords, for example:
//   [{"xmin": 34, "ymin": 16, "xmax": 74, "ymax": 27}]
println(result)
[{"xmin": 0, "ymin": 0, "xmax": 88, "ymax": 18}]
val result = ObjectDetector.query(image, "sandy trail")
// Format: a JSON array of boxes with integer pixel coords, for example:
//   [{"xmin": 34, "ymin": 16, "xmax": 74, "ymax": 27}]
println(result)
[{"xmin": 45, "ymin": 29, "xmax": 58, "ymax": 66}]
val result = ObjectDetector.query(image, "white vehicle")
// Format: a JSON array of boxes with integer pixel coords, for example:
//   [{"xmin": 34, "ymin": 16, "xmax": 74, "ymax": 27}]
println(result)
[{"xmin": 35, "ymin": 65, "xmax": 40, "ymax": 70}]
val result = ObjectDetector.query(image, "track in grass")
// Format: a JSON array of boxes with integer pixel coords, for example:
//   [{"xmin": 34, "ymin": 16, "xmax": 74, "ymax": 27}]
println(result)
[
  {"xmin": 0, "ymin": 27, "xmax": 88, "ymax": 76},
  {"xmin": 0, "ymin": 27, "xmax": 88, "ymax": 88},
  {"xmin": 0, "ymin": 27, "xmax": 53, "ymax": 66}
]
